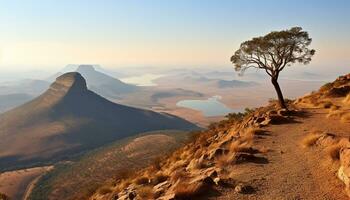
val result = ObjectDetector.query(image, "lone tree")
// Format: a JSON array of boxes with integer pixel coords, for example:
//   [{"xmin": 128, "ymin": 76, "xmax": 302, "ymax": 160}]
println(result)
[{"xmin": 231, "ymin": 27, "xmax": 315, "ymax": 109}]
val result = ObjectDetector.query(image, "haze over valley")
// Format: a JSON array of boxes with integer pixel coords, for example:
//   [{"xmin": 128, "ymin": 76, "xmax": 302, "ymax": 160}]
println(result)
[{"xmin": 0, "ymin": 1, "xmax": 349, "ymax": 200}]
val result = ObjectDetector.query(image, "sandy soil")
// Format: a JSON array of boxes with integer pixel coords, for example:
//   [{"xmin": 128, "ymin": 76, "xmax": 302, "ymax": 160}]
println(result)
[
  {"xmin": 0, "ymin": 166, "xmax": 53, "ymax": 200},
  {"xmin": 210, "ymin": 106, "xmax": 350, "ymax": 200}
]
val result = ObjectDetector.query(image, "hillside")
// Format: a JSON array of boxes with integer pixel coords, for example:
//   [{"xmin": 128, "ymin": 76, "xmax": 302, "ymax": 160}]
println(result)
[
  {"xmin": 28, "ymin": 131, "xmax": 190, "ymax": 200},
  {"xmin": 0, "ymin": 72, "xmax": 197, "ymax": 171},
  {"xmin": 90, "ymin": 73, "xmax": 350, "ymax": 200}
]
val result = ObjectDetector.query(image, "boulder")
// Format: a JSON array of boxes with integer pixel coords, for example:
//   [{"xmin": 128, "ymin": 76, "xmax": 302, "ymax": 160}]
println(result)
[{"xmin": 338, "ymin": 147, "xmax": 350, "ymax": 196}]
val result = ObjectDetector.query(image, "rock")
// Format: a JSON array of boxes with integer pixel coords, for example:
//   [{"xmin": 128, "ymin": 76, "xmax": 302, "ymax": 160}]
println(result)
[
  {"xmin": 316, "ymin": 133, "xmax": 337, "ymax": 147},
  {"xmin": 338, "ymin": 147, "xmax": 350, "ymax": 197},
  {"xmin": 277, "ymin": 108, "xmax": 289, "ymax": 116},
  {"xmin": 128, "ymin": 191, "xmax": 136, "ymax": 200},
  {"xmin": 214, "ymin": 177, "xmax": 221, "ymax": 185},
  {"xmin": 234, "ymin": 183, "xmax": 254, "ymax": 194}
]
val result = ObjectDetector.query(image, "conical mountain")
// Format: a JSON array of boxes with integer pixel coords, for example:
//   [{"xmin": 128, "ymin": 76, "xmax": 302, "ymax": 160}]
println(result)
[{"xmin": 0, "ymin": 72, "xmax": 197, "ymax": 171}]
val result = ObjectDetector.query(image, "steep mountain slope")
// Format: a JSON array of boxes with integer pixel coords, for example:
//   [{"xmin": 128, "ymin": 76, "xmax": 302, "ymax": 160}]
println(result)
[
  {"xmin": 0, "ymin": 72, "xmax": 197, "ymax": 171},
  {"xmin": 91, "ymin": 73, "xmax": 350, "ymax": 200}
]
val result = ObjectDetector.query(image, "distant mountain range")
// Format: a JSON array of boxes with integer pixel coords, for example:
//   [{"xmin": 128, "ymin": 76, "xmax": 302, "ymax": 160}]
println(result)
[
  {"xmin": 178, "ymin": 75, "xmax": 259, "ymax": 88},
  {"xmin": 0, "ymin": 72, "xmax": 197, "ymax": 171}
]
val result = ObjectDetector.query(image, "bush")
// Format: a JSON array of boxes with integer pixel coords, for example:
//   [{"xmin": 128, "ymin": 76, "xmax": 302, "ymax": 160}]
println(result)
[{"xmin": 134, "ymin": 176, "xmax": 150, "ymax": 185}]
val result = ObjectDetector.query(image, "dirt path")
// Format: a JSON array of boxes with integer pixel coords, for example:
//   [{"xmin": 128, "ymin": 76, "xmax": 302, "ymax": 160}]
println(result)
[
  {"xmin": 0, "ymin": 166, "xmax": 53, "ymax": 200},
  {"xmin": 212, "ymin": 107, "xmax": 350, "ymax": 200},
  {"xmin": 22, "ymin": 167, "xmax": 52, "ymax": 200}
]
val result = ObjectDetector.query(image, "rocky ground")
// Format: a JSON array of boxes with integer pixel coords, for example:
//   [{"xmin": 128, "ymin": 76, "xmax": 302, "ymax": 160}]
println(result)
[{"xmin": 89, "ymin": 74, "xmax": 350, "ymax": 200}]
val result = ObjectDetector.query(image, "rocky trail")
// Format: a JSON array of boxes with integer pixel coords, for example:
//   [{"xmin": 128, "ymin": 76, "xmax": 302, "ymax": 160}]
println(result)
[{"xmin": 213, "ymin": 106, "xmax": 350, "ymax": 200}]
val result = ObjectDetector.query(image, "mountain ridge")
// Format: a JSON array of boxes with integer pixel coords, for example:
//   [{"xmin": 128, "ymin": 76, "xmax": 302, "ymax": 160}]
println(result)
[{"xmin": 0, "ymin": 72, "xmax": 198, "ymax": 171}]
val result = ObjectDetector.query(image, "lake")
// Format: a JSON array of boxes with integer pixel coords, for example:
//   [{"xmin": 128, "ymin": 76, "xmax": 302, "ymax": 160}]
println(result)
[{"xmin": 176, "ymin": 96, "xmax": 242, "ymax": 117}]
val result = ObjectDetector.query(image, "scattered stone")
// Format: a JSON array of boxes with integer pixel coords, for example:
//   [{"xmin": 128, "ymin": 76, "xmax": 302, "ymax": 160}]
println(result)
[
  {"xmin": 234, "ymin": 183, "xmax": 254, "ymax": 194},
  {"xmin": 214, "ymin": 177, "xmax": 221, "ymax": 185}
]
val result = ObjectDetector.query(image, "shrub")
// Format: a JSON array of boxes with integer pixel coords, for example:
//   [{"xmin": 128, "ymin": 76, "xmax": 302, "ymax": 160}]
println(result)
[{"xmin": 134, "ymin": 176, "xmax": 150, "ymax": 185}]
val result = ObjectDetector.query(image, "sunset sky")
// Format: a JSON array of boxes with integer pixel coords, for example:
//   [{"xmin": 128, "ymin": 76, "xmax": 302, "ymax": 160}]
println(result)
[{"xmin": 0, "ymin": 0, "xmax": 349, "ymax": 72}]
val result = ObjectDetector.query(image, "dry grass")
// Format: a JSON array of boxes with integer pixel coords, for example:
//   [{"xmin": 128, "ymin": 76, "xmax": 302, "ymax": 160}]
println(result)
[
  {"xmin": 97, "ymin": 186, "xmax": 113, "ymax": 195},
  {"xmin": 170, "ymin": 170, "xmax": 187, "ymax": 183},
  {"xmin": 215, "ymin": 153, "xmax": 235, "ymax": 168},
  {"xmin": 173, "ymin": 181, "xmax": 208, "ymax": 199},
  {"xmin": 330, "ymin": 105, "xmax": 340, "ymax": 111},
  {"xmin": 229, "ymin": 140, "xmax": 252, "ymax": 153},
  {"xmin": 343, "ymin": 94, "xmax": 350, "ymax": 104},
  {"xmin": 137, "ymin": 185, "xmax": 154, "ymax": 199},
  {"xmin": 341, "ymin": 113, "xmax": 350, "ymax": 123},
  {"xmin": 325, "ymin": 144, "xmax": 343, "ymax": 161},
  {"xmin": 240, "ymin": 127, "xmax": 258, "ymax": 141},
  {"xmin": 302, "ymin": 131, "xmax": 323, "ymax": 147},
  {"xmin": 327, "ymin": 110, "xmax": 345, "ymax": 119}
]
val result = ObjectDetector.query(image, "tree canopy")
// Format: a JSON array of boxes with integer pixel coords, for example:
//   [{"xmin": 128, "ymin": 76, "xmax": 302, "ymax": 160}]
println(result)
[
  {"xmin": 231, "ymin": 27, "xmax": 315, "ymax": 108},
  {"xmin": 231, "ymin": 27, "xmax": 315, "ymax": 77}
]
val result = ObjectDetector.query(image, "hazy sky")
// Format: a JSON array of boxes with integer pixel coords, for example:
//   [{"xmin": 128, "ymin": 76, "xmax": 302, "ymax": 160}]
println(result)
[{"xmin": 0, "ymin": 0, "xmax": 349, "ymax": 71}]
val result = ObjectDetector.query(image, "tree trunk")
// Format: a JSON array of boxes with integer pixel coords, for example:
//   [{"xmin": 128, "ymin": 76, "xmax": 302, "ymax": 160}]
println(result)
[{"xmin": 271, "ymin": 77, "xmax": 287, "ymax": 109}]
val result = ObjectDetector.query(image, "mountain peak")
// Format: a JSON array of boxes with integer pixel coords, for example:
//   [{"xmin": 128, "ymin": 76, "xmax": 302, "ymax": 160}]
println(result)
[
  {"xmin": 77, "ymin": 65, "xmax": 96, "ymax": 73},
  {"xmin": 50, "ymin": 72, "xmax": 87, "ymax": 92}
]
